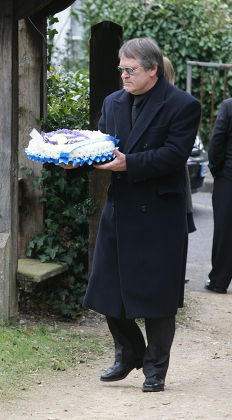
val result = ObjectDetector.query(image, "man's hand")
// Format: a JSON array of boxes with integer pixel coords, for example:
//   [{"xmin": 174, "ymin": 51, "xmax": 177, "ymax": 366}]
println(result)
[{"xmin": 93, "ymin": 148, "xmax": 127, "ymax": 171}]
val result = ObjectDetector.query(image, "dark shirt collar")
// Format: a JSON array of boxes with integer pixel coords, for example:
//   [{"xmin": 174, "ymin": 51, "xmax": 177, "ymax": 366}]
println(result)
[{"xmin": 131, "ymin": 79, "xmax": 160, "ymax": 105}]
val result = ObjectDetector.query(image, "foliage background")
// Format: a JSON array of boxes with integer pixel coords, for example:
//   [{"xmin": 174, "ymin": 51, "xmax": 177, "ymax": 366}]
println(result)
[
  {"xmin": 23, "ymin": 70, "xmax": 94, "ymax": 318},
  {"xmin": 70, "ymin": 0, "xmax": 232, "ymax": 144}
]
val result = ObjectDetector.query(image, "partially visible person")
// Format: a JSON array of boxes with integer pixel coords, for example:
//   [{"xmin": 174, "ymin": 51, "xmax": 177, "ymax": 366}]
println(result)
[
  {"xmin": 163, "ymin": 56, "xmax": 175, "ymax": 85},
  {"xmin": 163, "ymin": 56, "xmax": 196, "ymax": 287},
  {"xmin": 205, "ymin": 98, "xmax": 232, "ymax": 294}
]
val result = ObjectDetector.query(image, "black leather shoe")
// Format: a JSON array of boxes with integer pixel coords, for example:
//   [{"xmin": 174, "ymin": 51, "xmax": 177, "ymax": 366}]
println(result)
[
  {"xmin": 100, "ymin": 361, "xmax": 142, "ymax": 382},
  {"xmin": 204, "ymin": 279, "xmax": 227, "ymax": 294},
  {"xmin": 142, "ymin": 376, "xmax": 165, "ymax": 392}
]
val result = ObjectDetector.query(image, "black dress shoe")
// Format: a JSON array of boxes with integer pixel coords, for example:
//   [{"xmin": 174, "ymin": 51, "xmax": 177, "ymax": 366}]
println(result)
[
  {"xmin": 204, "ymin": 279, "xmax": 227, "ymax": 294},
  {"xmin": 142, "ymin": 376, "xmax": 165, "ymax": 392},
  {"xmin": 100, "ymin": 361, "xmax": 142, "ymax": 382}
]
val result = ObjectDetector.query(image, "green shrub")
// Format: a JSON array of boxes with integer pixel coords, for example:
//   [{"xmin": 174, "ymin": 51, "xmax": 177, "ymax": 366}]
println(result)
[
  {"xmin": 71, "ymin": 0, "xmax": 232, "ymax": 144},
  {"xmin": 45, "ymin": 68, "xmax": 90, "ymax": 131}
]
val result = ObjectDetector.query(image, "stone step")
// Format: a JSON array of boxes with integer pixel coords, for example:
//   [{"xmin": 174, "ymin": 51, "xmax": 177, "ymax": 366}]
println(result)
[{"xmin": 17, "ymin": 258, "xmax": 68, "ymax": 283}]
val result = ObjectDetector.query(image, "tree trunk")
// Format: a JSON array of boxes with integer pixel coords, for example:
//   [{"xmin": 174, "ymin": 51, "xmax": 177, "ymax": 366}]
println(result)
[
  {"xmin": 88, "ymin": 21, "xmax": 122, "ymax": 274},
  {"xmin": 0, "ymin": 1, "xmax": 18, "ymax": 321},
  {"xmin": 18, "ymin": 16, "xmax": 47, "ymax": 257}
]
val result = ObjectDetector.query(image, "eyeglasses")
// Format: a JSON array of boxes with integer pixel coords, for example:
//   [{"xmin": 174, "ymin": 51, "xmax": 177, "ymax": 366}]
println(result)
[{"xmin": 117, "ymin": 66, "xmax": 142, "ymax": 75}]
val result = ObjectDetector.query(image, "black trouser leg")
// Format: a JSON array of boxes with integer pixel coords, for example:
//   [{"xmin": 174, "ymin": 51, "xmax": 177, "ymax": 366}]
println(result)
[
  {"xmin": 106, "ymin": 315, "xmax": 146, "ymax": 367},
  {"xmin": 209, "ymin": 176, "xmax": 232, "ymax": 290},
  {"xmin": 143, "ymin": 316, "xmax": 176, "ymax": 380}
]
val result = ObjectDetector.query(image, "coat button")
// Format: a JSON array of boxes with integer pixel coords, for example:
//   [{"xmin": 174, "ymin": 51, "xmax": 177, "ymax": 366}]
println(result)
[
  {"xmin": 141, "ymin": 205, "xmax": 147, "ymax": 212},
  {"xmin": 143, "ymin": 144, "xmax": 148, "ymax": 149},
  {"xmin": 116, "ymin": 173, "xmax": 121, "ymax": 179}
]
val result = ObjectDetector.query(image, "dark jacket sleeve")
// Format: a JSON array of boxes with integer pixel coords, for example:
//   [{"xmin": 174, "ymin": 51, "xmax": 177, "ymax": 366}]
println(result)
[{"xmin": 208, "ymin": 101, "xmax": 230, "ymax": 177}]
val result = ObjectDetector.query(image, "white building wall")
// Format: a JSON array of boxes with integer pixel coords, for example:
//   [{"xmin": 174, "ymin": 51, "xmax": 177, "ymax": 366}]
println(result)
[
  {"xmin": 52, "ymin": 7, "xmax": 72, "ymax": 52},
  {"xmin": 50, "ymin": 1, "xmax": 84, "ymax": 67}
]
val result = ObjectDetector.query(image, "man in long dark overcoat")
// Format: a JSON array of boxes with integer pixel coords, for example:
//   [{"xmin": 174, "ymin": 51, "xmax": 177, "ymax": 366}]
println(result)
[{"xmin": 83, "ymin": 38, "xmax": 201, "ymax": 392}]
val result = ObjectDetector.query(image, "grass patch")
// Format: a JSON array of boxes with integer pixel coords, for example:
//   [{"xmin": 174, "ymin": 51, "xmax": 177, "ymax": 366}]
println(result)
[
  {"xmin": 0, "ymin": 321, "xmax": 109, "ymax": 401},
  {"xmin": 0, "ymin": 294, "xmax": 195, "ymax": 401}
]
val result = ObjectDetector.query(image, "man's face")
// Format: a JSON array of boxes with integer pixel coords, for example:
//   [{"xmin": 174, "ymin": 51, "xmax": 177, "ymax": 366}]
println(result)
[{"xmin": 119, "ymin": 55, "xmax": 158, "ymax": 95}]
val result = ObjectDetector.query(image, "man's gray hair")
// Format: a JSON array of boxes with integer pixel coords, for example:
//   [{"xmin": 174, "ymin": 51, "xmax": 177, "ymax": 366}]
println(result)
[{"xmin": 119, "ymin": 38, "xmax": 164, "ymax": 78}]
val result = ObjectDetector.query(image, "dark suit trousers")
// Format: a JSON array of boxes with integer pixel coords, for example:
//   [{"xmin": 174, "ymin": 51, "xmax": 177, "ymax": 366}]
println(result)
[
  {"xmin": 106, "ymin": 313, "xmax": 175, "ymax": 380},
  {"xmin": 209, "ymin": 176, "xmax": 232, "ymax": 289}
]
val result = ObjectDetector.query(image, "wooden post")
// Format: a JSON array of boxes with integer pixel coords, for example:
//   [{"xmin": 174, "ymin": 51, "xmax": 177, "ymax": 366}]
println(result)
[
  {"xmin": 18, "ymin": 16, "xmax": 47, "ymax": 257},
  {"xmin": 0, "ymin": 1, "xmax": 18, "ymax": 321},
  {"xmin": 88, "ymin": 21, "xmax": 122, "ymax": 273}
]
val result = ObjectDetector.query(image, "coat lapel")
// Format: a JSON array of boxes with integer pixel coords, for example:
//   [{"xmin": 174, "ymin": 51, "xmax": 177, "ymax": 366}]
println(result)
[
  {"xmin": 113, "ymin": 77, "xmax": 169, "ymax": 154},
  {"xmin": 113, "ymin": 91, "xmax": 132, "ymax": 152}
]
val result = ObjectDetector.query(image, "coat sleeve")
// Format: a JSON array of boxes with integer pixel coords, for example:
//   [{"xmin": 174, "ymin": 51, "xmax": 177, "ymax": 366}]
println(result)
[
  {"xmin": 126, "ymin": 99, "xmax": 201, "ymax": 183},
  {"xmin": 208, "ymin": 101, "xmax": 229, "ymax": 177}
]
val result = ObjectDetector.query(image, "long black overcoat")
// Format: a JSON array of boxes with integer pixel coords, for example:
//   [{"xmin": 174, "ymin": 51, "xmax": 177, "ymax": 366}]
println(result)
[{"xmin": 83, "ymin": 76, "xmax": 201, "ymax": 319}]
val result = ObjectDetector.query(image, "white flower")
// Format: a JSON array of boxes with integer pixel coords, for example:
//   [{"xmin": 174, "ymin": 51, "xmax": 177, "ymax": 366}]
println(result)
[{"xmin": 49, "ymin": 134, "xmax": 67, "ymax": 145}]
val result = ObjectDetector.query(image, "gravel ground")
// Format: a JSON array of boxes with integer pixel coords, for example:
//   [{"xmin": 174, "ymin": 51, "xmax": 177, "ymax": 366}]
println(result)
[{"xmin": 1, "ymin": 289, "xmax": 232, "ymax": 420}]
